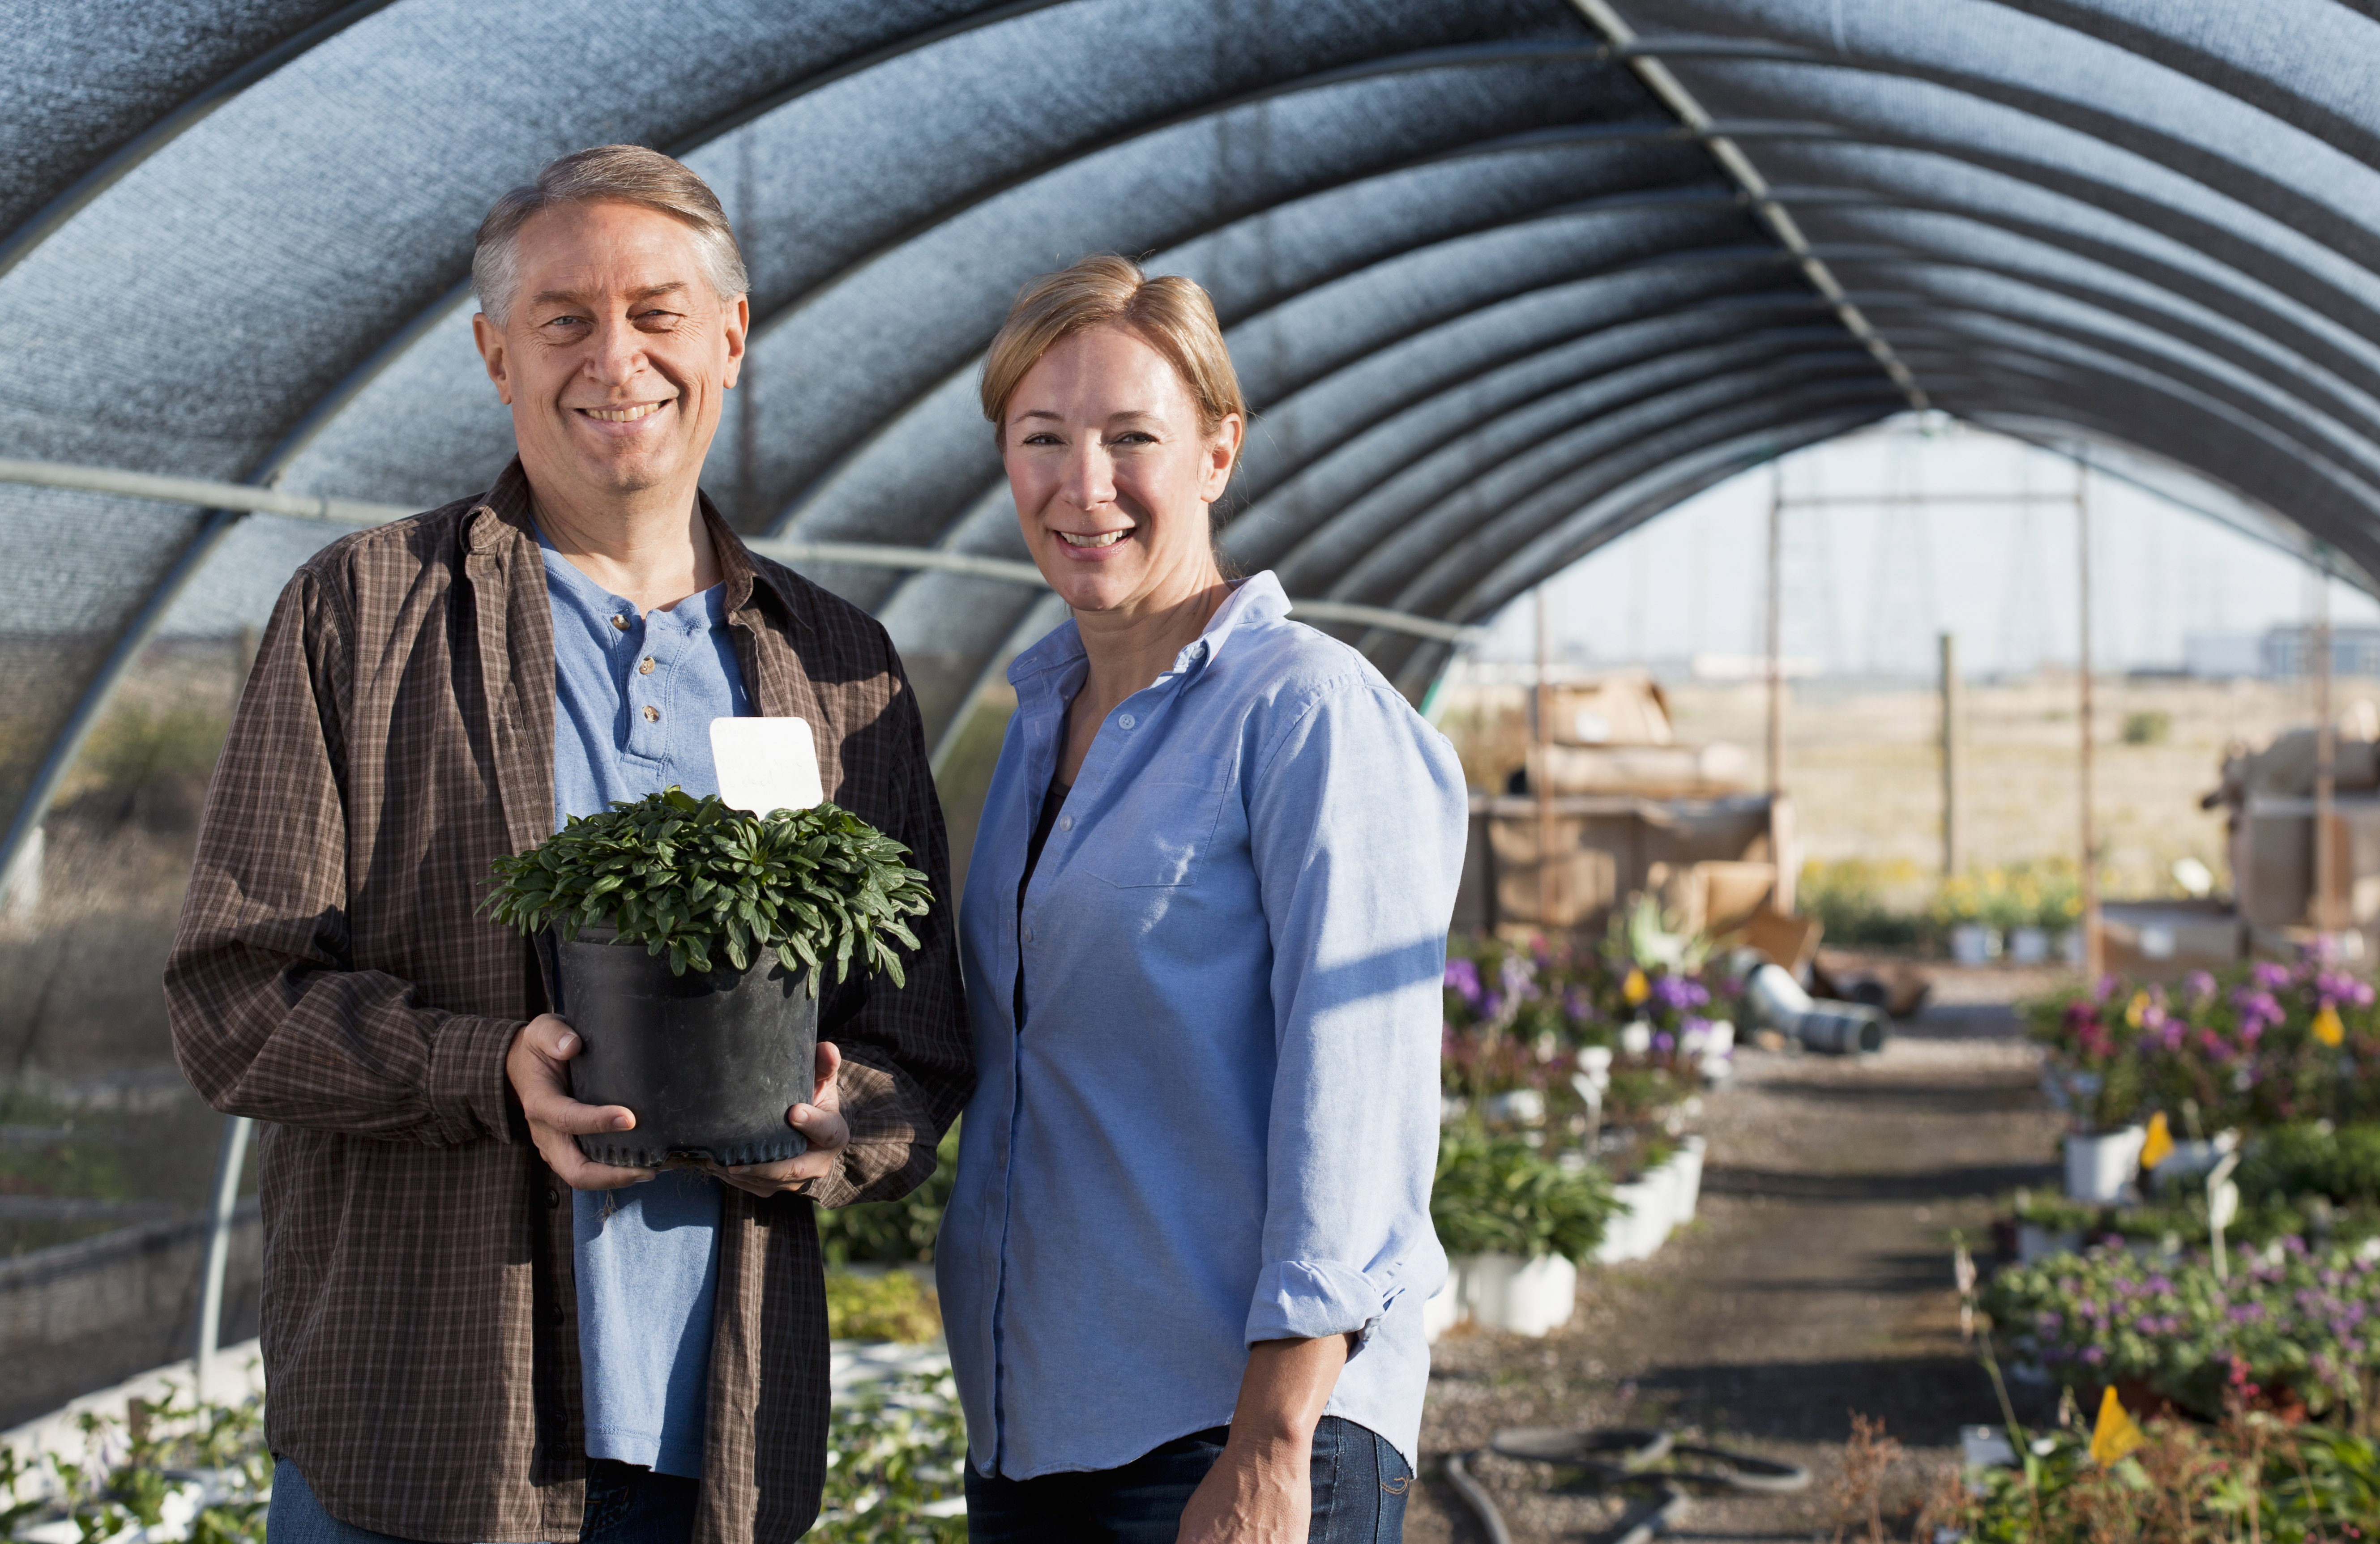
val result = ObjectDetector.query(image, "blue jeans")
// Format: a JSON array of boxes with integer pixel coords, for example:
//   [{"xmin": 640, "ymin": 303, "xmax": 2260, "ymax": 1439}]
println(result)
[
  {"xmin": 266, "ymin": 1459, "xmax": 697, "ymax": 1544},
  {"xmin": 964, "ymin": 1416, "xmax": 1411, "ymax": 1543}
]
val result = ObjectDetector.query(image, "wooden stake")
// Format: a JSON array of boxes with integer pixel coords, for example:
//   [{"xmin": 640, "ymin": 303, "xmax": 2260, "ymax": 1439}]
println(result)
[
  {"xmin": 2315, "ymin": 552, "xmax": 2339, "ymax": 936},
  {"xmin": 1535, "ymin": 584, "xmax": 1556, "ymax": 934},
  {"xmin": 1941, "ymin": 631, "xmax": 1962, "ymax": 878},
  {"xmin": 1767, "ymin": 465, "xmax": 1785, "ymax": 797},
  {"xmin": 2077, "ymin": 463, "xmax": 2102, "ymax": 978}
]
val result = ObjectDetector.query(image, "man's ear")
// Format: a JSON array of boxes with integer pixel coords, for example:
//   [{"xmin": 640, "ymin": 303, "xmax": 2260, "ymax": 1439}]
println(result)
[
  {"xmin": 722, "ymin": 294, "xmax": 750, "ymax": 391},
  {"xmin": 471, "ymin": 312, "xmax": 514, "ymax": 406}
]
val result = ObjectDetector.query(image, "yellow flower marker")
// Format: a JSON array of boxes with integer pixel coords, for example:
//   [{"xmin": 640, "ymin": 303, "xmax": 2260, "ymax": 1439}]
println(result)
[
  {"xmin": 2125, "ymin": 989, "xmax": 2150, "ymax": 1029},
  {"xmin": 2139, "ymin": 1110, "xmax": 2174, "ymax": 1171},
  {"xmin": 2315, "ymin": 1004, "xmax": 2346, "ymax": 1047},
  {"xmin": 2090, "ymin": 1386, "xmax": 2146, "ymax": 1467},
  {"xmin": 1623, "ymin": 968, "xmax": 1649, "ymax": 1006}
]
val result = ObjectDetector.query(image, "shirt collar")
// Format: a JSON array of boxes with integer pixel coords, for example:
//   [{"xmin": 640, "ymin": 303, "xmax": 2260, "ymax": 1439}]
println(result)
[
  {"xmin": 466, "ymin": 457, "xmax": 804, "ymax": 635},
  {"xmin": 1007, "ymin": 571, "xmax": 1292, "ymax": 690}
]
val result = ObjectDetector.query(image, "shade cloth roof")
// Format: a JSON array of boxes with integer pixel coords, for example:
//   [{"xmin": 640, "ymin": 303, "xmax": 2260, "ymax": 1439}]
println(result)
[{"xmin": 1, "ymin": 0, "xmax": 2374, "ymax": 877}]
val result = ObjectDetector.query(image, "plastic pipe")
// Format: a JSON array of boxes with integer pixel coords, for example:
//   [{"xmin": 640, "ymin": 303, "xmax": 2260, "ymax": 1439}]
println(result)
[{"xmin": 194, "ymin": 1114, "xmax": 252, "ymax": 1401}]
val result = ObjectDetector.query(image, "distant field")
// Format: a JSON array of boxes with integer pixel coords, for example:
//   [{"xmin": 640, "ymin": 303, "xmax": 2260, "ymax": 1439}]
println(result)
[{"xmin": 1436, "ymin": 673, "xmax": 2374, "ymax": 909}]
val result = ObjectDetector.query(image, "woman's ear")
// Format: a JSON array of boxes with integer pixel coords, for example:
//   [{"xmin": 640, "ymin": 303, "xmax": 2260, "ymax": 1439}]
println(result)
[{"xmin": 1201, "ymin": 413, "xmax": 1245, "ymax": 503}]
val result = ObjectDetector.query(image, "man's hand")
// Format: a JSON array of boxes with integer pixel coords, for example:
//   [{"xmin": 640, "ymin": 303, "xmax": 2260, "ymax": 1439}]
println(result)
[
  {"xmin": 701, "ymin": 1041, "xmax": 850, "ymax": 1199},
  {"xmin": 507, "ymin": 1013, "xmax": 654, "ymax": 1190}
]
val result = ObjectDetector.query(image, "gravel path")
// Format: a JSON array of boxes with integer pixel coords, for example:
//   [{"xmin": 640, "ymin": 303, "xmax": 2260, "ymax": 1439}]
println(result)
[{"xmin": 1407, "ymin": 967, "xmax": 2067, "ymax": 1542}]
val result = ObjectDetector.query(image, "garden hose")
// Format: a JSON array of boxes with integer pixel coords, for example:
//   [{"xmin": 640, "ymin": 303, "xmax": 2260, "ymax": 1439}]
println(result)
[{"xmin": 1445, "ymin": 1425, "xmax": 1809, "ymax": 1544}]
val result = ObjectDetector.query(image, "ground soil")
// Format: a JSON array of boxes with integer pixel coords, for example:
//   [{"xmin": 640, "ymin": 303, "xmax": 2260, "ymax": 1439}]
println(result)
[{"xmin": 1406, "ymin": 963, "xmax": 2068, "ymax": 1543}]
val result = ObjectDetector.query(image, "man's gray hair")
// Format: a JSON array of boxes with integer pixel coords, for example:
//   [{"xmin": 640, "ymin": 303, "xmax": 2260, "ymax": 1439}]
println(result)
[{"xmin": 472, "ymin": 145, "xmax": 749, "ymax": 326}]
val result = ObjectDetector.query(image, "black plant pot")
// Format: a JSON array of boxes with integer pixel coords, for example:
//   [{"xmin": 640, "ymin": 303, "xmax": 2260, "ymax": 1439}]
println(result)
[{"xmin": 547, "ymin": 925, "xmax": 818, "ymax": 1169}]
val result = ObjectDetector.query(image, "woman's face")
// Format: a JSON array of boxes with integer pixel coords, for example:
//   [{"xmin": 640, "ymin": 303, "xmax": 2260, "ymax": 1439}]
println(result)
[{"xmin": 1003, "ymin": 324, "xmax": 1241, "ymax": 620}]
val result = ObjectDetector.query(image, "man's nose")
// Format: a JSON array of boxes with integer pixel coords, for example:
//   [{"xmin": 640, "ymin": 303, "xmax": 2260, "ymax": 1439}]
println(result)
[{"xmin": 582, "ymin": 315, "xmax": 647, "ymax": 387}]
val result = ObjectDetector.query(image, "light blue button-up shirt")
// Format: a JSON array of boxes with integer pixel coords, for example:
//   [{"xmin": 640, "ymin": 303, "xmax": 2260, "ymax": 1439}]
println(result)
[
  {"xmin": 937, "ymin": 572, "xmax": 1468, "ymax": 1479},
  {"xmin": 540, "ymin": 530, "xmax": 749, "ymax": 1478}
]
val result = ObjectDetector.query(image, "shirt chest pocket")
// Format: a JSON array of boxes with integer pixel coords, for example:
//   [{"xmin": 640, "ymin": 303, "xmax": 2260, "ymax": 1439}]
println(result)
[{"xmin": 1080, "ymin": 752, "xmax": 1235, "ymax": 889}]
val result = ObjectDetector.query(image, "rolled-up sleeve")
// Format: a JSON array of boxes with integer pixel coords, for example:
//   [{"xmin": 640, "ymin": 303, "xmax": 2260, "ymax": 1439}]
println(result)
[{"xmin": 1243, "ymin": 674, "xmax": 1468, "ymax": 1348}]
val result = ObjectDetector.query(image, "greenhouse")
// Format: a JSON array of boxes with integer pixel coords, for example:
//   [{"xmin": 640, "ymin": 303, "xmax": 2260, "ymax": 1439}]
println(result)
[{"xmin": 4, "ymin": 0, "xmax": 2380, "ymax": 1537}]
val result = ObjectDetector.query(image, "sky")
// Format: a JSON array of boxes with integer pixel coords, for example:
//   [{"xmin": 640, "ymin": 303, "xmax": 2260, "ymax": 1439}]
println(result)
[{"xmin": 1470, "ymin": 415, "xmax": 2380, "ymax": 678}]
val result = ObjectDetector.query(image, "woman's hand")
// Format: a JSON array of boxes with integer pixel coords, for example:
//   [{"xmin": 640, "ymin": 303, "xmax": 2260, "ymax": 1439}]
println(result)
[
  {"xmin": 701, "ymin": 1041, "xmax": 849, "ymax": 1199},
  {"xmin": 1176, "ymin": 1335, "xmax": 1351, "ymax": 1543},
  {"xmin": 1176, "ymin": 1435, "xmax": 1311, "ymax": 1544}
]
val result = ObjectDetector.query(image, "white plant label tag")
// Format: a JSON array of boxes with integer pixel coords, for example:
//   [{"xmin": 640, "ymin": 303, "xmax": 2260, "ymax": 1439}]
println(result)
[{"xmin": 710, "ymin": 717, "xmax": 824, "ymax": 814}]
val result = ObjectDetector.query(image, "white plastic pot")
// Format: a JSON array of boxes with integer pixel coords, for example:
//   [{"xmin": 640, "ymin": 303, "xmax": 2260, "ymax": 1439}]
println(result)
[
  {"xmin": 2016, "ymin": 1223, "xmax": 2082, "ymax": 1264},
  {"xmin": 1595, "ymin": 1175, "xmax": 1673, "ymax": 1263},
  {"xmin": 1949, "ymin": 923, "xmax": 2001, "ymax": 965},
  {"xmin": 1422, "ymin": 1263, "xmax": 1466, "ymax": 1344},
  {"xmin": 2064, "ymin": 1126, "xmax": 2146, "ymax": 1203},
  {"xmin": 1461, "ymin": 1252, "xmax": 1578, "ymax": 1336},
  {"xmin": 2009, "ymin": 926, "xmax": 2049, "ymax": 964},
  {"xmin": 1666, "ymin": 1135, "xmax": 1708, "ymax": 1224}
]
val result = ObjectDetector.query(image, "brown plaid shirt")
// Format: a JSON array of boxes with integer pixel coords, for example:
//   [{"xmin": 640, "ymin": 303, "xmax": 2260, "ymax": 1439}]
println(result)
[{"xmin": 165, "ymin": 461, "xmax": 972, "ymax": 1544}]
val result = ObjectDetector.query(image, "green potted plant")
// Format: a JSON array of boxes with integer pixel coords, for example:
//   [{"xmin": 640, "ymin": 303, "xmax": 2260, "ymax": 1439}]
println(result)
[{"xmin": 484, "ymin": 788, "xmax": 931, "ymax": 1169}]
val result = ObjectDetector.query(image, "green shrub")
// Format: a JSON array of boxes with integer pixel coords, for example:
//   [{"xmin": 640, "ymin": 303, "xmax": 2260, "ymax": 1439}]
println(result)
[
  {"xmin": 816, "ymin": 1122, "xmax": 960, "ymax": 1266},
  {"xmin": 1430, "ymin": 1131, "xmax": 1613, "ymax": 1262},
  {"xmin": 2237, "ymin": 1121, "xmax": 2380, "ymax": 1208},
  {"xmin": 825, "ymin": 1269, "xmax": 943, "ymax": 1343},
  {"xmin": 484, "ymin": 788, "xmax": 930, "ymax": 985},
  {"xmin": 822, "ymin": 1370, "xmax": 967, "ymax": 1540},
  {"xmin": 2122, "ymin": 708, "xmax": 2173, "ymax": 745}
]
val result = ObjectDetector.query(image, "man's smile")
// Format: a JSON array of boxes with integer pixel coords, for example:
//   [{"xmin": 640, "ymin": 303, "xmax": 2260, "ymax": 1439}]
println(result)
[{"xmin": 576, "ymin": 401, "xmax": 670, "ymax": 424}]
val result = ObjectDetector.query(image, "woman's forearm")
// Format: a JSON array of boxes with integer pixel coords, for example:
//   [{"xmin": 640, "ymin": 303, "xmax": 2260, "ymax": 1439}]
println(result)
[{"xmin": 1227, "ymin": 1334, "xmax": 1352, "ymax": 1449}]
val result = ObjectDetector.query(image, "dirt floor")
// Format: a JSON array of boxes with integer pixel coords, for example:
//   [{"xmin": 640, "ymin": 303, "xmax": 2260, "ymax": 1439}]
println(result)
[{"xmin": 1407, "ymin": 963, "xmax": 2069, "ymax": 1543}]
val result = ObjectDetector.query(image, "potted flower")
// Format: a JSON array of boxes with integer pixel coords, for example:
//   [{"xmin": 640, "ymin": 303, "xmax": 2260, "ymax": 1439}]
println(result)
[
  {"xmin": 484, "ymin": 787, "xmax": 931, "ymax": 1168},
  {"xmin": 1429, "ymin": 1131, "xmax": 1613, "ymax": 1337},
  {"xmin": 2027, "ymin": 986, "xmax": 2148, "ymax": 1202}
]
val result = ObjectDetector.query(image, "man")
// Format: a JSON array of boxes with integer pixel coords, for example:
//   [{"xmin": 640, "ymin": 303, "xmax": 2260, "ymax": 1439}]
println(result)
[{"xmin": 166, "ymin": 145, "xmax": 970, "ymax": 1544}]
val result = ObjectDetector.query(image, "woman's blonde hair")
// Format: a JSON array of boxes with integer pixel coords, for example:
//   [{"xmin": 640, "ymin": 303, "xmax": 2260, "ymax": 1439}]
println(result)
[{"xmin": 980, "ymin": 256, "xmax": 1246, "ymax": 448}]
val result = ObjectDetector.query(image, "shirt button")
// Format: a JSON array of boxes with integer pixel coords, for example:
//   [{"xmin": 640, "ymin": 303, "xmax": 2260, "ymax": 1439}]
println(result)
[
  {"xmin": 642, "ymin": 705, "xmax": 661, "ymax": 723},
  {"xmin": 1022, "ymin": 924, "xmax": 1035, "ymax": 944},
  {"xmin": 544, "ymin": 1186, "xmax": 560, "ymax": 1209},
  {"xmin": 638, "ymin": 657, "xmax": 656, "ymax": 675},
  {"xmin": 1057, "ymin": 815, "xmax": 1072, "ymax": 832},
  {"xmin": 544, "ymin": 1306, "xmax": 567, "ymax": 1329},
  {"xmin": 610, "ymin": 615, "xmax": 632, "ymax": 632},
  {"xmin": 1118, "ymin": 713, "xmax": 1136, "ymax": 729}
]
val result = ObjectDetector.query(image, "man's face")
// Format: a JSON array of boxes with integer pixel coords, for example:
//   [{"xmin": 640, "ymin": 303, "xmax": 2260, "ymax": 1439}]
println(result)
[{"xmin": 471, "ymin": 200, "xmax": 747, "ymax": 508}]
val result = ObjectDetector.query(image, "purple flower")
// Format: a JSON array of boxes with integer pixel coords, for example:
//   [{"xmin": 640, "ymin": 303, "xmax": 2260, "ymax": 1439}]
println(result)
[
  {"xmin": 2184, "ymin": 970, "xmax": 2218, "ymax": 1005},
  {"xmin": 1481, "ymin": 991, "xmax": 1503, "ymax": 1019},
  {"xmin": 2315, "ymin": 969, "xmax": 2376, "ymax": 1009},
  {"xmin": 2233, "ymin": 988, "xmax": 2284, "ymax": 1038},
  {"xmin": 1444, "ymin": 958, "xmax": 1483, "ymax": 1006},
  {"xmin": 1654, "ymin": 1031, "xmax": 1675, "ymax": 1052},
  {"xmin": 1649, "ymin": 975, "xmax": 1709, "ymax": 1013},
  {"xmin": 2253, "ymin": 962, "xmax": 2292, "ymax": 992}
]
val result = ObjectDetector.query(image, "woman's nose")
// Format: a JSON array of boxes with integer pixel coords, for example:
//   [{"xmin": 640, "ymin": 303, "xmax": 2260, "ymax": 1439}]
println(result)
[{"xmin": 1061, "ymin": 443, "xmax": 1116, "ymax": 509}]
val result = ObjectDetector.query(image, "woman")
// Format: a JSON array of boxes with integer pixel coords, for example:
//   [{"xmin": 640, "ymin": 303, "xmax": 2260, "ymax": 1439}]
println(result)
[{"xmin": 936, "ymin": 255, "xmax": 1467, "ymax": 1543}]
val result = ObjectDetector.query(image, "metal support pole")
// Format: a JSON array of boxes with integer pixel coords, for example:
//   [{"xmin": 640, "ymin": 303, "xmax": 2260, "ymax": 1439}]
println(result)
[
  {"xmin": 1766, "ymin": 465, "xmax": 1785, "ymax": 796},
  {"xmin": 194, "ymin": 1113, "xmax": 252, "ymax": 1401},
  {"xmin": 2077, "ymin": 465, "xmax": 2103, "ymax": 978},
  {"xmin": 1534, "ymin": 584, "xmax": 1557, "ymax": 934},
  {"xmin": 2315, "ymin": 553, "xmax": 2339, "ymax": 936},
  {"xmin": 1940, "ymin": 631, "xmax": 1963, "ymax": 878}
]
